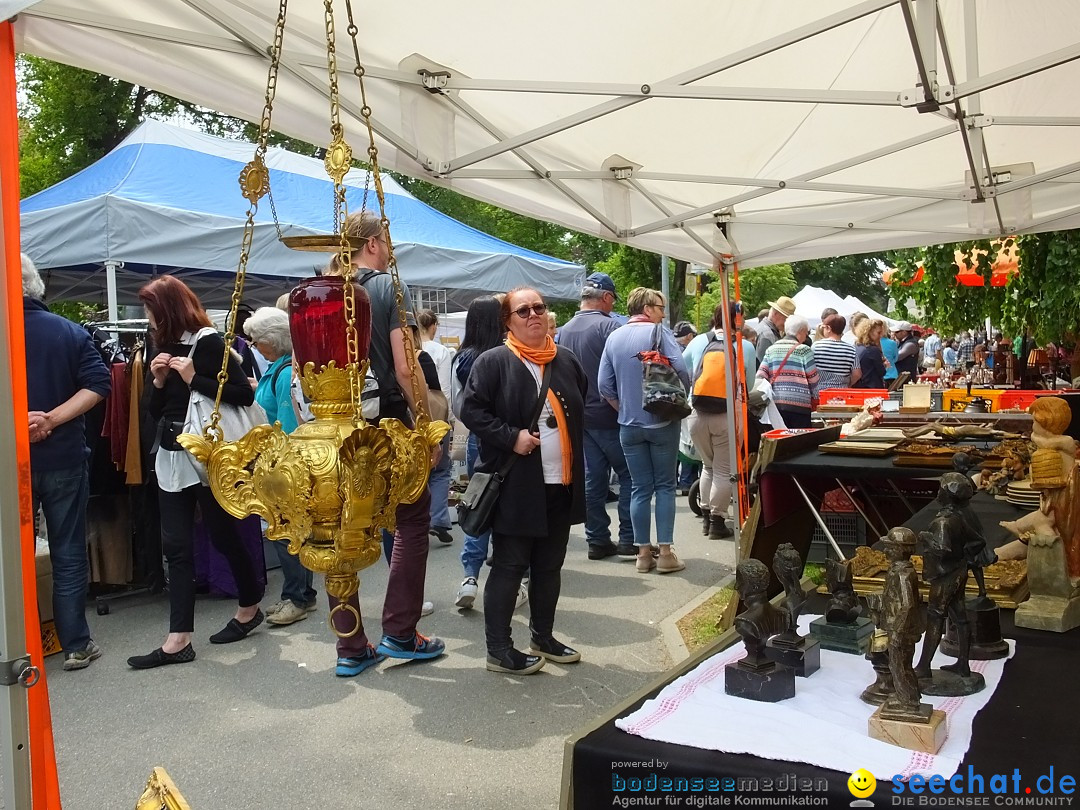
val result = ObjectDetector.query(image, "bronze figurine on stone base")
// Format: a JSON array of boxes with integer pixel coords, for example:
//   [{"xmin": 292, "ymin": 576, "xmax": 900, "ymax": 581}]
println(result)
[
  {"xmin": 725, "ymin": 559, "xmax": 796, "ymax": 702},
  {"xmin": 811, "ymin": 558, "xmax": 874, "ymax": 655},
  {"xmin": 915, "ymin": 474, "xmax": 988, "ymax": 696},
  {"xmin": 867, "ymin": 528, "xmax": 947, "ymax": 754},
  {"xmin": 860, "ymin": 592, "xmax": 893, "ymax": 705},
  {"xmin": 765, "ymin": 543, "xmax": 821, "ymax": 676}
]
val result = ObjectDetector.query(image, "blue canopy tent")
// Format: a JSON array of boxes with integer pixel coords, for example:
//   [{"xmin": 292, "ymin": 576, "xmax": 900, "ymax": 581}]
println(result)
[{"xmin": 20, "ymin": 119, "xmax": 584, "ymax": 311}]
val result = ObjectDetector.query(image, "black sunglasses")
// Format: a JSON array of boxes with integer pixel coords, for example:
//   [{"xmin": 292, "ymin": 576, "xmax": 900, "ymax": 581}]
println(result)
[{"xmin": 513, "ymin": 303, "xmax": 548, "ymax": 319}]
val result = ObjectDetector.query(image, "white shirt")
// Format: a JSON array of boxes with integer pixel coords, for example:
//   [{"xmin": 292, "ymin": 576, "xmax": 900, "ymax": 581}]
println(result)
[
  {"xmin": 521, "ymin": 357, "xmax": 564, "ymax": 484},
  {"xmin": 155, "ymin": 330, "xmax": 208, "ymax": 493},
  {"xmin": 422, "ymin": 338, "xmax": 456, "ymax": 402}
]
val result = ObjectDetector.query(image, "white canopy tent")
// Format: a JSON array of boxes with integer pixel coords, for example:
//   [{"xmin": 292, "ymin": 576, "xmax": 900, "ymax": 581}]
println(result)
[
  {"xmin": 3, "ymin": 6, "xmax": 1080, "ymax": 805},
  {"xmin": 5, "ymin": 0, "xmax": 1080, "ymax": 269}
]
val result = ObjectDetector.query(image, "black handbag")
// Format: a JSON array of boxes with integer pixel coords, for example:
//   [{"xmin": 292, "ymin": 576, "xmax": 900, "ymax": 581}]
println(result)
[
  {"xmin": 640, "ymin": 323, "xmax": 691, "ymax": 420},
  {"xmin": 456, "ymin": 363, "xmax": 552, "ymax": 537}
]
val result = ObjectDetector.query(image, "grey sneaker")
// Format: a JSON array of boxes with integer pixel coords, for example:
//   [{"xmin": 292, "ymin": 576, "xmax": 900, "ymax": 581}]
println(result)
[
  {"xmin": 455, "ymin": 577, "xmax": 478, "ymax": 609},
  {"xmin": 63, "ymin": 640, "xmax": 103, "ymax": 671},
  {"xmin": 265, "ymin": 599, "xmax": 289, "ymax": 617},
  {"xmin": 421, "ymin": 600, "xmax": 435, "ymax": 617},
  {"xmin": 267, "ymin": 600, "xmax": 310, "ymax": 626}
]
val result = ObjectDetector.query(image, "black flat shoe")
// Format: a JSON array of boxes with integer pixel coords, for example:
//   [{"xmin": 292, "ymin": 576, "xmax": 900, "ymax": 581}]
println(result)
[
  {"xmin": 529, "ymin": 636, "xmax": 582, "ymax": 664},
  {"xmin": 127, "ymin": 644, "xmax": 196, "ymax": 669},
  {"xmin": 587, "ymin": 542, "xmax": 619, "ymax": 560},
  {"xmin": 431, "ymin": 526, "xmax": 454, "ymax": 544},
  {"xmin": 486, "ymin": 648, "xmax": 545, "ymax": 674},
  {"xmin": 209, "ymin": 609, "xmax": 264, "ymax": 644}
]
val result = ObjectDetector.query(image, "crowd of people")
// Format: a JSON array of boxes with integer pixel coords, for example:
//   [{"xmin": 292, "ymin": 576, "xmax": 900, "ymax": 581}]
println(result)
[{"xmin": 28, "ymin": 215, "xmax": 1074, "ymax": 681}]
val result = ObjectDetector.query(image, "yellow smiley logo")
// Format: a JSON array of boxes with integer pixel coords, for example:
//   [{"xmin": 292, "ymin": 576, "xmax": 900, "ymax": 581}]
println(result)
[{"xmin": 848, "ymin": 769, "xmax": 877, "ymax": 798}]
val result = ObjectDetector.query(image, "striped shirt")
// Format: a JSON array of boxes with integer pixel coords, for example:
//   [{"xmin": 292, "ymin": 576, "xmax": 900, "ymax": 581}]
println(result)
[
  {"xmin": 757, "ymin": 338, "xmax": 820, "ymax": 413},
  {"xmin": 812, "ymin": 338, "xmax": 856, "ymax": 391}
]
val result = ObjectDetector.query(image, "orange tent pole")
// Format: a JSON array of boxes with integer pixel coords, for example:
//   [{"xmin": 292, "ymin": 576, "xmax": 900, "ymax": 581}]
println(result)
[{"xmin": 0, "ymin": 20, "xmax": 63, "ymax": 809}]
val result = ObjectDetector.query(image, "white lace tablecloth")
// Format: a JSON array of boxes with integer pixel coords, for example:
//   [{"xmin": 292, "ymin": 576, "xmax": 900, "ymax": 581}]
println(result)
[{"xmin": 616, "ymin": 615, "xmax": 1015, "ymax": 781}]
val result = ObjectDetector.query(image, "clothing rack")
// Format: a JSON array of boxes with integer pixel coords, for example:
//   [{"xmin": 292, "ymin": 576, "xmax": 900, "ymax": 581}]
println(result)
[
  {"xmin": 84, "ymin": 319, "xmax": 149, "ymax": 333},
  {"xmin": 83, "ymin": 330, "xmax": 165, "ymax": 615}
]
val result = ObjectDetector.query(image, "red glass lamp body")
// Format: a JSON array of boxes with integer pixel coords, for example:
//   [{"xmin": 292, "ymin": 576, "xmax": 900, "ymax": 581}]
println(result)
[{"xmin": 288, "ymin": 276, "xmax": 371, "ymax": 370}]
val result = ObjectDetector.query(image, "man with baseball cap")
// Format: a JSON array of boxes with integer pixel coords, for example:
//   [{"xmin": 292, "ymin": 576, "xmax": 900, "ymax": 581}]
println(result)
[
  {"xmin": 557, "ymin": 271, "xmax": 635, "ymax": 559},
  {"xmin": 756, "ymin": 296, "xmax": 796, "ymax": 362},
  {"xmin": 893, "ymin": 321, "xmax": 919, "ymax": 382},
  {"xmin": 672, "ymin": 321, "xmax": 697, "ymax": 348}
]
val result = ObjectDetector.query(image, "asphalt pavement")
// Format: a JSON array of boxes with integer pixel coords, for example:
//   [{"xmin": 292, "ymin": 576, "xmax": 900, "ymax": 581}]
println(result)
[{"xmin": 16, "ymin": 495, "xmax": 735, "ymax": 809}]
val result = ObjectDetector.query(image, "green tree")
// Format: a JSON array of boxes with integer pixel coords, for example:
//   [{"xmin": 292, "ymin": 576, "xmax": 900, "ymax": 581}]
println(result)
[
  {"xmin": 886, "ymin": 240, "xmax": 1007, "ymax": 334},
  {"xmin": 1012, "ymin": 230, "xmax": 1080, "ymax": 347},
  {"xmin": 17, "ymin": 56, "xmax": 320, "ymax": 198},
  {"xmin": 691, "ymin": 263, "xmax": 796, "ymax": 331}
]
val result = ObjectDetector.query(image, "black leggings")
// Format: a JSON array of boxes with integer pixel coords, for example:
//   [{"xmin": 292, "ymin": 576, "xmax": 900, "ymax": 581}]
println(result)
[
  {"xmin": 159, "ymin": 484, "xmax": 264, "ymax": 633},
  {"xmin": 484, "ymin": 485, "xmax": 572, "ymax": 655}
]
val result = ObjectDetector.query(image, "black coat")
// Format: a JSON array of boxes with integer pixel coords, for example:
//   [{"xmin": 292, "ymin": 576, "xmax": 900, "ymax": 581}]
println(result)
[{"xmin": 460, "ymin": 345, "xmax": 588, "ymax": 537}]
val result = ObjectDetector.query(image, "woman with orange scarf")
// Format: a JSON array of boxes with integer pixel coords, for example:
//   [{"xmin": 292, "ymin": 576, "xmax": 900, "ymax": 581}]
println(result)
[{"xmin": 460, "ymin": 287, "xmax": 589, "ymax": 674}]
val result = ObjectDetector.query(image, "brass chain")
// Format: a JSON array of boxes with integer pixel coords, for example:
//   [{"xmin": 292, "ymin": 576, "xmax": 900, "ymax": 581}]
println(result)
[
  {"xmin": 207, "ymin": 0, "xmax": 288, "ymax": 439},
  {"xmin": 324, "ymin": 0, "xmax": 363, "ymax": 425},
  {"xmin": 344, "ymin": 0, "xmax": 428, "ymax": 423}
]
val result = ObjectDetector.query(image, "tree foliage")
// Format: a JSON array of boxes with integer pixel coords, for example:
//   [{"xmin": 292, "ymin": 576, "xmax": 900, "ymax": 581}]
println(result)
[
  {"xmin": 887, "ymin": 240, "xmax": 1006, "ymax": 335},
  {"xmin": 887, "ymin": 230, "xmax": 1080, "ymax": 346},
  {"xmin": 17, "ymin": 56, "xmax": 320, "ymax": 198},
  {"xmin": 690, "ymin": 264, "xmax": 796, "ymax": 332}
]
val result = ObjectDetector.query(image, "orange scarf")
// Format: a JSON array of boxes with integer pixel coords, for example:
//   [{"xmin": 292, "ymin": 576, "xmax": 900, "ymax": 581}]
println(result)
[{"xmin": 506, "ymin": 333, "xmax": 572, "ymax": 484}]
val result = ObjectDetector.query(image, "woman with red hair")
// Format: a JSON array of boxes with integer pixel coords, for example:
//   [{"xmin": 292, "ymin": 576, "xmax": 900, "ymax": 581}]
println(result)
[{"xmin": 129, "ymin": 276, "xmax": 265, "ymax": 669}]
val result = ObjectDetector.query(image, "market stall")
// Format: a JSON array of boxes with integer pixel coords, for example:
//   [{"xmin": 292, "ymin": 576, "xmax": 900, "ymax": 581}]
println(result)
[{"xmin": 563, "ymin": 592, "xmax": 1080, "ymax": 808}]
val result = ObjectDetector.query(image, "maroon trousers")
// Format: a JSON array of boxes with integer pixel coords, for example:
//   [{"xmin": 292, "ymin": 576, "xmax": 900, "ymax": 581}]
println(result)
[{"xmin": 329, "ymin": 486, "xmax": 432, "ymax": 657}]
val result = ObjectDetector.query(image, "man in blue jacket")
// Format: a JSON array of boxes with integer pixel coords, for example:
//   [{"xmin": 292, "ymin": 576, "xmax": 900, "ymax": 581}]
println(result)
[
  {"xmin": 22, "ymin": 254, "xmax": 111, "ymax": 671},
  {"xmin": 558, "ymin": 272, "xmax": 635, "ymax": 559}
]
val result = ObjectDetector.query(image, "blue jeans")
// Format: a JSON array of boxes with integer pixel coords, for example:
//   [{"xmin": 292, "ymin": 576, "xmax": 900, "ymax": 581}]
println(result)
[
  {"xmin": 619, "ymin": 422, "xmax": 680, "ymax": 547},
  {"xmin": 678, "ymin": 459, "xmax": 700, "ymax": 489},
  {"xmin": 429, "ymin": 431, "xmax": 453, "ymax": 530},
  {"xmin": 460, "ymin": 432, "xmax": 491, "ymax": 580},
  {"xmin": 269, "ymin": 538, "xmax": 316, "ymax": 606},
  {"xmin": 31, "ymin": 463, "xmax": 92, "ymax": 654},
  {"xmin": 583, "ymin": 427, "xmax": 633, "ymax": 547}
]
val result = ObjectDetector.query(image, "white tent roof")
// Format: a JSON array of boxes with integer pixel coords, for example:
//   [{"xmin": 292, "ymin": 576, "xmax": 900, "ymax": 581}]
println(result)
[
  {"xmin": 7, "ymin": 1, "xmax": 1080, "ymax": 268},
  {"xmin": 791, "ymin": 285, "xmax": 850, "ymax": 326}
]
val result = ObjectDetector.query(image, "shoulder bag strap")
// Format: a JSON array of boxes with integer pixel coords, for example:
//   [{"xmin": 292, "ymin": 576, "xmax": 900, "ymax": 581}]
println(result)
[
  {"xmin": 186, "ymin": 326, "xmax": 218, "ymax": 359},
  {"xmin": 773, "ymin": 342, "xmax": 800, "ymax": 378},
  {"xmin": 494, "ymin": 362, "xmax": 552, "ymax": 480},
  {"xmin": 269, "ymin": 360, "xmax": 290, "ymax": 399},
  {"xmin": 652, "ymin": 322, "xmax": 663, "ymax": 352}
]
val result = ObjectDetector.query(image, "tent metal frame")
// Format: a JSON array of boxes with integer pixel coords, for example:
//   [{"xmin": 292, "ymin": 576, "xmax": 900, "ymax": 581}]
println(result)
[{"xmin": 14, "ymin": 0, "xmax": 1080, "ymax": 264}]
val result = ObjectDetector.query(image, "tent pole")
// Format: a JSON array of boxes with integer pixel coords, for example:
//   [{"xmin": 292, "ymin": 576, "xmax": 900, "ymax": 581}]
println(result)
[
  {"xmin": 0, "ymin": 20, "xmax": 32, "ymax": 810},
  {"xmin": 716, "ymin": 258, "xmax": 742, "ymax": 561},
  {"xmin": 660, "ymin": 255, "xmax": 670, "ymax": 324},
  {"xmin": 105, "ymin": 260, "xmax": 120, "ymax": 334},
  {"xmin": 2, "ymin": 21, "xmax": 59, "ymax": 810}
]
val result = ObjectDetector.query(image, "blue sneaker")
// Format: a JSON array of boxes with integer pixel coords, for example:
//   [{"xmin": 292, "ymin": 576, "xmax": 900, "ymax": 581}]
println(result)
[
  {"xmin": 375, "ymin": 632, "xmax": 446, "ymax": 661},
  {"xmin": 335, "ymin": 645, "xmax": 386, "ymax": 677}
]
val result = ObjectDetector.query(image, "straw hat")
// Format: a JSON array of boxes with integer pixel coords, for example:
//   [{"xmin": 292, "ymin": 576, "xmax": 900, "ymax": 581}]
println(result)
[
  {"xmin": 767, "ymin": 296, "xmax": 797, "ymax": 318},
  {"xmin": 1029, "ymin": 447, "xmax": 1068, "ymax": 490}
]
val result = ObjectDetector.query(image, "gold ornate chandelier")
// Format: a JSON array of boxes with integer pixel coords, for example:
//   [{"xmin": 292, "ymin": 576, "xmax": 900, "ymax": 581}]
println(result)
[{"xmin": 179, "ymin": 0, "xmax": 449, "ymax": 636}]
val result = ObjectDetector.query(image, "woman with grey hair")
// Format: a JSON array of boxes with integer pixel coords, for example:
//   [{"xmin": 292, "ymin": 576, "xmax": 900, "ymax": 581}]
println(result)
[
  {"xmin": 755, "ymin": 314, "xmax": 820, "ymax": 429},
  {"xmin": 246, "ymin": 306, "xmax": 318, "ymax": 625}
]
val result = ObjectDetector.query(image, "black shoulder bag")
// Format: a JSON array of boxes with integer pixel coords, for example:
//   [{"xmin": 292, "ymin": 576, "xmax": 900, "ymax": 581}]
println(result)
[
  {"xmin": 640, "ymin": 323, "xmax": 691, "ymax": 420},
  {"xmin": 456, "ymin": 363, "xmax": 552, "ymax": 537}
]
